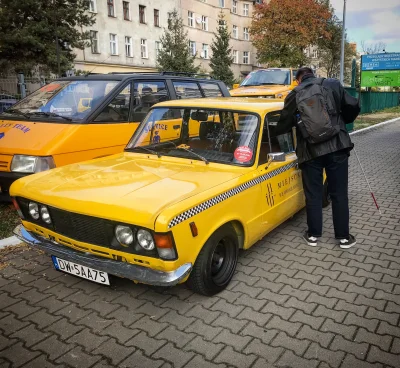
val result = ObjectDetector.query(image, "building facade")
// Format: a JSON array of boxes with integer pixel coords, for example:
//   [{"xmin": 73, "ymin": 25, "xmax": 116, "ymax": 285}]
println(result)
[{"xmin": 74, "ymin": 0, "xmax": 260, "ymax": 78}]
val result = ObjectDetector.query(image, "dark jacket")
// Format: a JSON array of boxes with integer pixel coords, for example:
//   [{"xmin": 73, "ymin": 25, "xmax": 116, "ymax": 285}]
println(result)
[{"xmin": 276, "ymin": 75, "xmax": 360, "ymax": 165}]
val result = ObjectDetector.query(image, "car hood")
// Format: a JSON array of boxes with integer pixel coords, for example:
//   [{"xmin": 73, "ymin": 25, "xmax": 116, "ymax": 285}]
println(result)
[
  {"xmin": 11, "ymin": 153, "xmax": 245, "ymax": 229},
  {"xmin": 0, "ymin": 119, "xmax": 78, "ymax": 156},
  {"xmin": 230, "ymin": 85, "xmax": 292, "ymax": 96}
]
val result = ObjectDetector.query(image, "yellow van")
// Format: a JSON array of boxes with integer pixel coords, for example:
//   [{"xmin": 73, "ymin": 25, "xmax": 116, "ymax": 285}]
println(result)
[
  {"xmin": 0, "ymin": 73, "xmax": 230, "ymax": 201},
  {"xmin": 230, "ymin": 68, "xmax": 298, "ymax": 99}
]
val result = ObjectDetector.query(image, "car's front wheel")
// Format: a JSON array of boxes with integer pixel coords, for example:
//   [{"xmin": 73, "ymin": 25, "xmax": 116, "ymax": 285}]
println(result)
[{"xmin": 187, "ymin": 224, "xmax": 238, "ymax": 296}]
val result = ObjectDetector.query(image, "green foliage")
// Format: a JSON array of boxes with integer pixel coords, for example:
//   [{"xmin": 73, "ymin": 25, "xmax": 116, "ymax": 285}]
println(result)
[
  {"xmin": 209, "ymin": 12, "xmax": 234, "ymax": 87},
  {"xmin": 157, "ymin": 9, "xmax": 199, "ymax": 73},
  {"xmin": 0, "ymin": 0, "xmax": 94, "ymax": 75}
]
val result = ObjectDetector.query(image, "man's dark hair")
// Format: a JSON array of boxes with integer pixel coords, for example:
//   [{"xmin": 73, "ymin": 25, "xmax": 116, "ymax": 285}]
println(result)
[{"xmin": 296, "ymin": 67, "xmax": 314, "ymax": 81}]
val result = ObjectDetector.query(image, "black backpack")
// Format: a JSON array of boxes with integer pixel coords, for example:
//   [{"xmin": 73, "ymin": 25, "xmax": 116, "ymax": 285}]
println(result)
[{"xmin": 295, "ymin": 78, "xmax": 340, "ymax": 144}]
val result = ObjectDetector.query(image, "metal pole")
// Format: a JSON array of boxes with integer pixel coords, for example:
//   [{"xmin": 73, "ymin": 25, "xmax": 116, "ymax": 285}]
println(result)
[
  {"xmin": 54, "ymin": 0, "xmax": 60, "ymax": 77},
  {"xmin": 339, "ymin": 0, "xmax": 347, "ymax": 84}
]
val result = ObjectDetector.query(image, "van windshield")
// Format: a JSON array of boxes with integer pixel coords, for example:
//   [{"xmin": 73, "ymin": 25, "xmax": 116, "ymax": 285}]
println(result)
[
  {"xmin": 241, "ymin": 70, "xmax": 291, "ymax": 86},
  {"xmin": 2, "ymin": 80, "xmax": 120, "ymax": 121}
]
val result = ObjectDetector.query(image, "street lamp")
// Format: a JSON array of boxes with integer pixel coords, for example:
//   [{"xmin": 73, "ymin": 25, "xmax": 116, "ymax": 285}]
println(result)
[{"xmin": 339, "ymin": 0, "xmax": 347, "ymax": 84}]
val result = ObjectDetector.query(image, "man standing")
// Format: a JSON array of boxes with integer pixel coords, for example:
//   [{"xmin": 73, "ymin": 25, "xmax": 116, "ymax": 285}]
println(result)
[{"xmin": 276, "ymin": 67, "xmax": 360, "ymax": 248}]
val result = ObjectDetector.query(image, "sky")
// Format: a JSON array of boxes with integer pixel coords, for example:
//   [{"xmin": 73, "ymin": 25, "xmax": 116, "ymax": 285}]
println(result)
[{"xmin": 329, "ymin": 0, "xmax": 400, "ymax": 53}]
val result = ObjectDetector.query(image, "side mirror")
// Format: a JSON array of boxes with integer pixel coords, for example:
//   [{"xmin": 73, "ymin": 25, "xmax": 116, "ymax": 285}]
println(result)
[
  {"xmin": 268, "ymin": 152, "xmax": 286, "ymax": 162},
  {"xmin": 232, "ymin": 84, "xmax": 240, "ymax": 89}
]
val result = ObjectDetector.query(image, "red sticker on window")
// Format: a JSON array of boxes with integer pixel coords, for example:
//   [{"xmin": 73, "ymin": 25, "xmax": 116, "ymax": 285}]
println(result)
[{"xmin": 234, "ymin": 146, "xmax": 253, "ymax": 162}]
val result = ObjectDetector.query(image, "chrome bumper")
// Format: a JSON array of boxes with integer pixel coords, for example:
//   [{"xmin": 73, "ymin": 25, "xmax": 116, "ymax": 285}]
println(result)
[{"xmin": 13, "ymin": 225, "xmax": 192, "ymax": 287}]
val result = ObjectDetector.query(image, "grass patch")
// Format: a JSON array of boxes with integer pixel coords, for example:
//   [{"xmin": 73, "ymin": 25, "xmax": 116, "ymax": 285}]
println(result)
[
  {"xmin": 354, "ymin": 105, "xmax": 400, "ymax": 130},
  {"xmin": 0, "ymin": 203, "xmax": 20, "ymax": 239}
]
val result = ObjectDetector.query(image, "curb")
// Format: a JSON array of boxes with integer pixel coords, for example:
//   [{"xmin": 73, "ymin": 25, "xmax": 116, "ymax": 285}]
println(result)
[
  {"xmin": 350, "ymin": 116, "xmax": 400, "ymax": 136},
  {"xmin": 0, "ymin": 235, "xmax": 20, "ymax": 249}
]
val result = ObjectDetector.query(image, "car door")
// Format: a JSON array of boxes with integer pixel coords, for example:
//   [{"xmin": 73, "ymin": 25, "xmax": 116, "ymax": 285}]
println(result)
[{"xmin": 257, "ymin": 111, "xmax": 304, "ymax": 236}]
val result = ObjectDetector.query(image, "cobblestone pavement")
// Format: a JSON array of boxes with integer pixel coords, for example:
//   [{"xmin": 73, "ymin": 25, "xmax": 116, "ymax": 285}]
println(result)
[{"xmin": 1, "ymin": 122, "xmax": 400, "ymax": 368}]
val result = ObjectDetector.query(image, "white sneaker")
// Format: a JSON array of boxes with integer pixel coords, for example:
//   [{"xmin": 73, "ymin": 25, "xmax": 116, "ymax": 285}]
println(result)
[
  {"xmin": 303, "ymin": 231, "xmax": 318, "ymax": 247},
  {"xmin": 339, "ymin": 234, "xmax": 357, "ymax": 249}
]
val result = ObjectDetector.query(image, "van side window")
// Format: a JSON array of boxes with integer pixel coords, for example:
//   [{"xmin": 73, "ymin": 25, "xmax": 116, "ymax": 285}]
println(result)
[
  {"xmin": 94, "ymin": 83, "xmax": 132, "ymax": 122},
  {"xmin": 258, "ymin": 111, "xmax": 294, "ymax": 165},
  {"xmin": 131, "ymin": 81, "xmax": 169, "ymax": 123},
  {"xmin": 173, "ymin": 81, "xmax": 203, "ymax": 99},
  {"xmin": 199, "ymin": 82, "xmax": 223, "ymax": 97}
]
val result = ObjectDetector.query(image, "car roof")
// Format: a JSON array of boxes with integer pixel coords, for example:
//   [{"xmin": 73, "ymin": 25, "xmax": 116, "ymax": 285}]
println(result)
[
  {"xmin": 154, "ymin": 97, "xmax": 284, "ymax": 113},
  {"xmin": 53, "ymin": 73, "xmax": 222, "ymax": 83}
]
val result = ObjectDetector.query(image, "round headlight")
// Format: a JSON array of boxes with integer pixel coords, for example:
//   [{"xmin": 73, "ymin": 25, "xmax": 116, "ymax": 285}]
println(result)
[
  {"xmin": 40, "ymin": 206, "xmax": 51, "ymax": 224},
  {"xmin": 137, "ymin": 229, "xmax": 155, "ymax": 250},
  {"xmin": 28, "ymin": 202, "xmax": 39, "ymax": 220},
  {"xmin": 115, "ymin": 225, "xmax": 134, "ymax": 246}
]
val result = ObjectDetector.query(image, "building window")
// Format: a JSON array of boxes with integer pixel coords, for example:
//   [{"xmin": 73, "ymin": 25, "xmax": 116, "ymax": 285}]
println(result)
[
  {"xmin": 219, "ymin": 0, "xmax": 225, "ymax": 7},
  {"xmin": 107, "ymin": 0, "xmax": 115, "ymax": 17},
  {"xmin": 201, "ymin": 16, "xmax": 208, "ymax": 31},
  {"xmin": 154, "ymin": 9, "xmax": 160, "ymax": 27},
  {"xmin": 90, "ymin": 31, "xmax": 99, "ymax": 53},
  {"xmin": 123, "ymin": 1, "xmax": 130, "ymax": 20},
  {"xmin": 312, "ymin": 49, "xmax": 319, "ymax": 58},
  {"xmin": 233, "ymin": 50, "xmax": 238, "ymax": 63},
  {"xmin": 189, "ymin": 41, "xmax": 196, "ymax": 56},
  {"xmin": 125, "ymin": 36, "xmax": 132, "ymax": 57},
  {"xmin": 243, "ymin": 27, "xmax": 249, "ymax": 41},
  {"xmin": 232, "ymin": 25, "xmax": 238, "ymax": 39},
  {"xmin": 202, "ymin": 44, "xmax": 209, "ymax": 59},
  {"xmin": 243, "ymin": 51, "xmax": 249, "ymax": 64},
  {"xmin": 89, "ymin": 0, "xmax": 97, "ymax": 12},
  {"xmin": 155, "ymin": 41, "xmax": 161, "ymax": 58},
  {"xmin": 141, "ymin": 39, "xmax": 148, "ymax": 58},
  {"xmin": 243, "ymin": 3, "xmax": 249, "ymax": 16},
  {"xmin": 110, "ymin": 34, "xmax": 118, "ymax": 55},
  {"xmin": 139, "ymin": 5, "xmax": 146, "ymax": 24},
  {"xmin": 232, "ymin": 0, "xmax": 237, "ymax": 13},
  {"xmin": 188, "ymin": 11, "xmax": 194, "ymax": 27}
]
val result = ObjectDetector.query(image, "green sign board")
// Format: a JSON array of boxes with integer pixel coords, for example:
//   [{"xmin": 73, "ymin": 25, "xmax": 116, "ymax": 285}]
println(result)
[{"xmin": 361, "ymin": 70, "xmax": 400, "ymax": 87}]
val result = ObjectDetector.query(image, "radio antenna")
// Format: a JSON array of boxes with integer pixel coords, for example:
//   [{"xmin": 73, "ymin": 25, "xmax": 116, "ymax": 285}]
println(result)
[{"xmin": 85, "ymin": 55, "xmax": 112, "ymax": 76}]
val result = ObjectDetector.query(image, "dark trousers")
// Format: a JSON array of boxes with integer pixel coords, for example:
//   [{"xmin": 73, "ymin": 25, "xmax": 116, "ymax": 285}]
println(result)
[{"xmin": 300, "ymin": 150, "xmax": 350, "ymax": 239}]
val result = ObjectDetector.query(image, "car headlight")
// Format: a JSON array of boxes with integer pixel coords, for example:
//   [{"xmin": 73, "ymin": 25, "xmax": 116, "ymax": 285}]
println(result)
[
  {"xmin": 275, "ymin": 93, "xmax": 284, "ymax": 98},
  {"xmin": 11, "ymin": 155, "xmax": 55, "ymax": 173},
  {"xmin": 115, "ymin": 225, "xmax": 134, "ymax": 246},
  {"xmin": 137, "ymin": 229, "xmax": 155, "ymax": 250},
  {"xmin": 40, "ymin": 206, "xmax": 51, "ymax": 224},
  {"xmin": 28, "ymin": 202, "xmax": 40, "ymax": 220}
]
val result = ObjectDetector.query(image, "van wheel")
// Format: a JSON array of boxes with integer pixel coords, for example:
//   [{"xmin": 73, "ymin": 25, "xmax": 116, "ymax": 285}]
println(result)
[
  {"xmin": 323, "ymin": 180, "xmax": 331, "ymax": 208},
  {"xmin": 187, "ymin": 224, "xmax": 238, "ymax": 296}
]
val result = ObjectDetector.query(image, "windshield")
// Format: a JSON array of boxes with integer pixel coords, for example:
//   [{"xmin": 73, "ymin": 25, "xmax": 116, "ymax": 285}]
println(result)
[
  {"xmin": 3, "ymin": 80, "xmax": 120, "ymax": 121},
  {"xmin": 126, "ymin": 108, "xmax": 260, "ymax": 167},
  {"xmin": 241, "ymin": 70, "xmax": 291, "ymax": 86}
]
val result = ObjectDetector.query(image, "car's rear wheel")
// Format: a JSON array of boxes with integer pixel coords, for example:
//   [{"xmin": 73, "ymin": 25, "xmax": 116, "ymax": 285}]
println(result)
[
  {"xmin": 187, "ymin": 224, "xmax": 238, "ymax": 296},
  {"xmin": 323, "ymin": 180, "xmax": 331, "ymax": 208}
]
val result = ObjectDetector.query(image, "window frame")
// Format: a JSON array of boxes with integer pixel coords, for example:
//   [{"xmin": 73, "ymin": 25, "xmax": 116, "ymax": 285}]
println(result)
[
  {"xmin": 90, "ymin": 30, "xmax": 99, "ymax": 54},
  {"xmin": 243, "ymin": 51, "xmax": 250, "ymax": 64},
  {"xmin": 232, "ymin": 0, "xmax": 237, "ymax": 13},
  {"xmin": 123, "ymin": 1, "xmax": 130, "ymax": 21},
  {"xmin": 188, "ymin": 11, "xmax": 194, "ymax": 27},
  {"xmin": 89, "ymin": 0, "xmax": 97, "ymax": 13},
  {"xmin": 219, "ymin": 0, "xmax": 225, "ymax": 7},
  {"xmin": 202, "ymin": 44, "xmax": 209, "ymax": 59},
  {"xmin": 232, "ymin": 25, "xmax": 238, "ymax": 39},
  {"xmin": 141, "ymin": 39, "xmax": 148, "ymax": 58},
  {"xmin": 110, "ymin": 33, "xmax": 118, "ymax": 55},
  {"xmin": 139, "ymin": 4, "xmax": 146, "ymax": 24},
  {"xmin": 107, "ymin": 0, "xmax": 115, "ymax": 17},
  {"xmin": 233, "ymin": 50, "xmax": 238, "ymax": 64},
  {"xmin": 243, "ymin": 3, "xmax": 249, "ymax": 16},
  {"xmin": 125, "ymin": 36, "xmax": 133, "ymax": 57},
  {"xmin": 154, "ymin": 9, "xmax": 160, "ymax": 27},
  {"xmin": 243, "ymin": 27, "xmax": 249, "ymax": 41},
  {"xmin": 155, "ymin": 41, "xmax": 161, "ymax": 58},
  {"xmin": 201, "ymin": 16, "xmax": 208, "ymax": 31},
  {"xmin": 189, "ymin": 41, "xmax": 196, "ymax": 56}
]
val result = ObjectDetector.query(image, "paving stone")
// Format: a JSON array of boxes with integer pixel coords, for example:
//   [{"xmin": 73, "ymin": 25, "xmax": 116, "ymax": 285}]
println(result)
[
  {"xmin": 212, "ymin": 314, "xmax": 247, "ymax": 334},
  {"xmin": 75, "ymin": 311, "xmax": 113, "ymax": 332},
  {"xmin": 290, "ymin": 310, "xmax": 325, "ymax": 330},
  {"xmin": 214, "ymin": 346, "xmax": 257, "ymax": 368},
  {"xmin": 153, "ymin": 343, "xmax": 194, "ymax": 368},
  {"xmin": 3, "ymin": 300, "xmax": 39, "ymax": 319},
  {"xmin": 159, "ymin": 310, "xmax": 195, "ymax": 330},
  {"xmin": 54, "ymin": 303, "xmax": 92, "ymax": 323},
  {"xmin": 32, "ymin": 334, "xmax": 74, "ymax": 360},
  {"xmin": 343, "ymin": 312, "xmax": 379, "ymax": 333},
  {"xmin": 275, "ymin": 350, "xmax": 319, "ymax": 368},
  {"xmin": 240, "ymin": 321, "xmax": 278, "ymax": 344},
  {"xmin": 334, "ymin": 299, "xmax": 367, "ymax": 317},
  {"xmin": 23, "ymin": 355, "xmax": 68, "ymax": 368},
  {"xmin": 0, "ymin": 313, "xmax": 30, "ymax": 336},
  {"xmin": 213, "ymin": 328, "xmax": 252, "ymax": 351},
  {"xmin": 377, "ymin": 321, "xmax": 400, "ymax": 338},
  {"xmin": 93, "ymin": 338, "xmax": 134, "ymax": 365},
  {"xmin": 99, "ymin": 321, "xmax": 139, "ymax": 344},
  {"xmin": 257, "ymin": 289, "xmax": 289, "ymax": 305},
  {"xmin": 56, "ymin": 346, "xmax": 101, "ymax": 368},
  {"xmin": 340, "ymin": 354, "xmax": 383, "ymax": 368},
  {"xmin": 233, "ymin": 293, "xmax": 268, "ymax": 311},
  {"xmin": 391, "ymin": 338, "xmax": 400, "ymax": 354},
  {"xmin": 244, "ymin": 338, "xmax": 283, "ymax": 363},
  {"xmin": 127, "ymin": 331, "xmax": 166, "ymax": 356},
  {"xmin": 157, "ymin": 326, "xmax": 195, "ymax": 348},
  {"xmin": 184, "ymin": 335, "xmax": 225, "ymax": 361},
  {"xmin": 265, "ymin": 315, "xmax": 302, "ymax": 337},
  {"xmin": 367, "ymin": 345, "xmax": 400, "ymax": 367},
  {"xmin": 186, "ymin": 304, "xmax": 220, "ymax": 323},
  {"xmin": 261, "ymin": 301, "xmax": 296, "ymax": 320},
  {"xmin": 236, "ymin": 307, "xmax": 272, "ymax": 326},
  {"xmin": 68, "ymin": 328, "xmax": 109, "ymax": 352},
  {"xmin": 120, "ymin": 350, "xmax": 164, "ymax": 368},
  {"xmin": 210, "ymin": 298, "xmax": 244, "ymax": 318},
  {"xmin": 186, "ymin": 319, "xmax": 223, "ymax": 341},
  {"xmin": 330, "ymin": 335, "xmax": 369, "ymax": 360},
  {"xmin": 306, "ymin": 292, "xmax": 337, "ymax": 309},
  {"xmin": 355, "ymin": 328, "xmax": 393, "ymax": 352},
  {"xmin": 0, "ymin": 292, "xmax": 21, "ymax": 310},
  {"xmin": 321, "ymin": 319, "xmax": 356, "ymax": 340},
  {"xmin": 304, "ymin": 342, "xmax": 345, "ymax": 368},
  {"xmin": 297, "ymin": 325, "xmax": 334, "ymax": 348},
  {"xmin": 45, "ymin": 317, "xmax": 84, "ymax": 340},
  {"xmin": 366, "ymin": 307, "xmax": 399, "ymax": 326}
]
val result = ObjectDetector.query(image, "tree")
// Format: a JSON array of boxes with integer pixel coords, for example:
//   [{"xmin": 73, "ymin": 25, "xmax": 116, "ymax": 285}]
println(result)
[
  {"xmin": 209, "ymin": 12, "xmax": 235, "ymax": 86},
  {"xmin": 361, "ymin": 41, "xmax": 386, "ymax": 55},
  {"xmin": 250, "ymin": 0, "xmax": 332, "ymax": 67},
  {"xmin": 157, "ymin": 9, "xmax": 199, "ymax": 73},
  {"xmin": 0, "ymin": 0, "xmax": 94, "ymax": 76}
]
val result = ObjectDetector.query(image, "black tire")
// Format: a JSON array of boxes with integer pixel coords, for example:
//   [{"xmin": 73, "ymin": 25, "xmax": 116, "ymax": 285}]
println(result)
[
  {"xmin": 187, "ymin": 224, "xmax": 239, "ymax": 296},
  {"xmin": 323, "ymin": 180, "xmax": 331, "ymax": 208}
]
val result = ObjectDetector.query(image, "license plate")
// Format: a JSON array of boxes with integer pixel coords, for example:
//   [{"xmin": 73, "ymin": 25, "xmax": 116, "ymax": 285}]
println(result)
[{"xmin": 51, "ymin": 256, "xmax": 110, "ymax": 285}]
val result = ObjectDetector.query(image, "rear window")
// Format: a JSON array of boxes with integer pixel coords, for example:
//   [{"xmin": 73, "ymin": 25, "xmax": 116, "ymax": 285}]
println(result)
[
  {"xmin": 173, "ymin": 81, "xmax": 203, "ymax": 99},
  {"xmin": 200, "ymin": 82, "xmax": 223, "ymax": 97}
]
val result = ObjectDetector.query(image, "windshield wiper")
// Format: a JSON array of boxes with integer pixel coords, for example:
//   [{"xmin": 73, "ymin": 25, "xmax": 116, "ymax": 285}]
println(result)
[
  {"xmin": 27, "ymin": 112, "xmax": 73, "ymax": 122},
  {"xmin": 259, "ymin": 83, "xmax": 279, "ymax": 85},
  {"xmin": 176, "ymin": 146, "xmax": 209, "ymax": 165},
  {"xmin": 2, "ymin": 109, "xmax": 31, "ymax": 119},
  {"xmin": 126, "ymin": 146, "xmax": 162, "ymax": 157}
]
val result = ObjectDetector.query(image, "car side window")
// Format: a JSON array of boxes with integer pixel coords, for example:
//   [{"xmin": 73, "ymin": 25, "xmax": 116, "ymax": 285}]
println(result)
[
  {"xmin": 131, "ymin": 81, "xmax": 169, "ymax": 123},
  {"xmin": 199, "ymin": 82, "xmax": 223, "ymax": 97},
  {"xmin": 94, "ymin": 82, "xmax": 132, "ymax": 123},
  {"xmin": 258, "ymin": 111, "xmax": 295, "ymax": 165},
  {"xmin": 173, "ymin": 81, "xmax": 203, "ymax": 99}
]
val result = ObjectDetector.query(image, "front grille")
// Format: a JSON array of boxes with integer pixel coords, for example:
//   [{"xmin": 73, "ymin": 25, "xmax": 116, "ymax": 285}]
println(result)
[{"xmin": 0, "ymin": 155, "xmax": 12, "ymax": 171}]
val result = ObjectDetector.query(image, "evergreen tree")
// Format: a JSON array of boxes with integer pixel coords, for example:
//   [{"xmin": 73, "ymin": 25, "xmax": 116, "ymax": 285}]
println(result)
[
  {"xmin": 210, "ymin": 12, "xmax": 234, "ymax": 87},
  {"xmin": 0, "ymin": 0, "xmax": 95, "ymax": 75},
  {"xmin": 157, "ymin": 9, "xmax": 199, "ymax": 73}
]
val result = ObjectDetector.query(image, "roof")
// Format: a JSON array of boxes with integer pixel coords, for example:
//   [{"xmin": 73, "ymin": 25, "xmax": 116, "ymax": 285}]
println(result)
[{"xmin": 154, "ymin": 97, "xmax": 284, "ymax": 113}]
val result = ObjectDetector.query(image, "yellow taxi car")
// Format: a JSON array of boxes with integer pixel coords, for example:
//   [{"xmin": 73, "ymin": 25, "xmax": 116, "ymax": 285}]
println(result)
[
  {"xmin": 11, "ymin": 98, "xmax": 328, "ymax": 295},
  {"xmin": 230, "ymin": 68, "xmax": 298, "ymax": 99},
  {"xmin": 0, "ymin": 73, "xmax": 229, "ymax": 201}
]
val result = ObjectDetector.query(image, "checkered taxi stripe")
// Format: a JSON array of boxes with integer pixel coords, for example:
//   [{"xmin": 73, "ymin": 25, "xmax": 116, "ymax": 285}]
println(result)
[{"xmin": 168, "ymin": 161, "xmax": 298, "ymax": 228}]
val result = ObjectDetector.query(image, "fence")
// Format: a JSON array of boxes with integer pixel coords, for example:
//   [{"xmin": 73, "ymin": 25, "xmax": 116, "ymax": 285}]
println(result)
[
  {"xmin": 344, "ymin": 88, "xmax": 400, "ymax": 114},
  {"xmin": 0, "ymin": 75, "xmax": 53, "ymax": 101}
]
